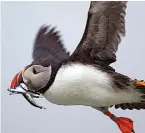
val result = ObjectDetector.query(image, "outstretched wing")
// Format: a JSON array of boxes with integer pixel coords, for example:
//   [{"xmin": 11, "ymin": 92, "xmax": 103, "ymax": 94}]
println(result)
[
  {"xmin": 32, "ymin": 26, "xmax": 70, "ymax": 67},
  {"xmin": 71, "ymin": 1, "xmax": 127, "ymax": 66}
]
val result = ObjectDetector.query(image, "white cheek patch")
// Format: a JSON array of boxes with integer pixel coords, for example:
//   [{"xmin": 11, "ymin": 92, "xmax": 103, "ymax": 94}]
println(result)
[
  {"xmin": 34, "ymin": 65, "xmax": 51, "ymax": 73},
  {"xmin": 23, "ymin": 65, "xmax": 52, "ymax": 89},
  {"xmin": 32, "ymin": 66, "xmax": 51, "ymax": 89}
]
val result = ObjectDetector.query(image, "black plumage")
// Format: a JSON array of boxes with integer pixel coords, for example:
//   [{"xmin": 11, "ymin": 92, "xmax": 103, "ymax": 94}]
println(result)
[{"xmin": 32, "ymin": 25, "xmax": 70, "ymax": 67}]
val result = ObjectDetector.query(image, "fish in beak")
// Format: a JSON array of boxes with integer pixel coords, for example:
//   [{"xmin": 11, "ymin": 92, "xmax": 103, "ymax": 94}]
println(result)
[{"xmin": 8, "ymin": 69, "xmax": 46, "ymax": 109}]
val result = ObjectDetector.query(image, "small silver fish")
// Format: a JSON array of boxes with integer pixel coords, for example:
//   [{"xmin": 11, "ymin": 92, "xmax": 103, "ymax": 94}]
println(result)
[
  {"xmin": 22, "ymin": 93, "xmax": 46, "ymax": 109},
  {"xmin": 7, "ymin": 83, "xmax": 46, "ymax": 109}
]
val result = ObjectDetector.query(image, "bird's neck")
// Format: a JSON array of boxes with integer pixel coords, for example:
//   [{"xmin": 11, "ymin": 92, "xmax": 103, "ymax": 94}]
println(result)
[{"xmin": 38, "ymin": 63, "xmax": 63, "ymax": 94}]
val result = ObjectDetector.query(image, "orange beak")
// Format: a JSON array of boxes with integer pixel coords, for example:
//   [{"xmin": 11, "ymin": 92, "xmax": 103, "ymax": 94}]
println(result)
[{"xmin": 10, "ymin": 71, "xmax": 23, "ymax": 88}]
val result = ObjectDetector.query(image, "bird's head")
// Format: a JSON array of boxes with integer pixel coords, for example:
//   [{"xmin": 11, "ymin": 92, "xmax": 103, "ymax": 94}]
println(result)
[
  {"xmin": 9, "ymin": 25, "xmax": 69, "ymax": 92},
  {"xmin": 10, "ymin": 65, "xmax": 52, "ymax": 91}
]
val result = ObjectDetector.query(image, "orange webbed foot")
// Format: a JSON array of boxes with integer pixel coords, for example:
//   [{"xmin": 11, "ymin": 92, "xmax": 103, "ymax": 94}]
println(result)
[
  {"xmin": 115, "ymin": 117, "xmax": 135, "ymax": 133},
  {"xmin": 136, "ymin": 80, "xmax": 145, "ymax": 87},
  {"xmin": 102, "ymin": 108, "xmax": 135, "ymax": 133}
]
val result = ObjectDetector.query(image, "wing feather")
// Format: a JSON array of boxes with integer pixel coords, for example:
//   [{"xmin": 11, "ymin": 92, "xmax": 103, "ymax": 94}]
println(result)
[
  {"xmin": 32, "ymin": 25, "xmax": 70, "ymax": 67},
  {"xmin": 71, "ymin": 1, "xmax": 127, "ymax": 66}
]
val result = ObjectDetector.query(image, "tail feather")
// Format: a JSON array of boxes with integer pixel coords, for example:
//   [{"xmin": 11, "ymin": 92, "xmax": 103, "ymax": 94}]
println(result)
[
  {"xmin": 115, "ymin": 80, "xmax": 145, "ymax": 110},
  {"xmin": 136, "ymin": 80, "xmax": 145, "ymax": 102}
]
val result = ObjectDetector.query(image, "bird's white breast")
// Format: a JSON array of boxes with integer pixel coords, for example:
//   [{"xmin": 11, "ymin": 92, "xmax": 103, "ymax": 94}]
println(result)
[{"xmin": 43, "ymin": 63, "xmax": 141, "ymax": 107}]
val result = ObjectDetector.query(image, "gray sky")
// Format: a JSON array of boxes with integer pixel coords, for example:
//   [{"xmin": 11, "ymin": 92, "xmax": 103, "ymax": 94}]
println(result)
[{"xmin": 1, "ymin": 1, "xmax": 145, "ymax": 133}]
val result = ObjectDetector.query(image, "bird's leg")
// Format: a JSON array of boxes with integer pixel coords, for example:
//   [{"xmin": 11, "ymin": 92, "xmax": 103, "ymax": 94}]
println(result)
[{"xmin": 94, "ymin": 107, "xmax": 135, "ymax": 133}]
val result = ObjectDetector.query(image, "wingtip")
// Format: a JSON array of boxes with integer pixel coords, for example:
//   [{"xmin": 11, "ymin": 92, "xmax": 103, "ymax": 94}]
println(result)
[
  {"xmin": 39, "ymin": 24, "xmax": 59, "ymax": 35},
  {"xmin": 39, "ymin": 25, "xmax": 49, "ymax": 33}
]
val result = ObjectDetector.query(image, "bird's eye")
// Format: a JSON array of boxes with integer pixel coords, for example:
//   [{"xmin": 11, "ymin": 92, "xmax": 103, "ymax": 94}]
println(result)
[{"xmin": 33, "ymin": 68, "xmax": 37, "ymax": 74}]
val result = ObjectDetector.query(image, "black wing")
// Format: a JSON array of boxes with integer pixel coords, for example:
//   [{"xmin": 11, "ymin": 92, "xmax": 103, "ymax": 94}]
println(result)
[
  {"xmin": 70, "ymin": 1, "xmax": 127, "ymax": 66},
  {"xmin": 32, "ymin": 26, "xmax": 70, "ymax": 67}
]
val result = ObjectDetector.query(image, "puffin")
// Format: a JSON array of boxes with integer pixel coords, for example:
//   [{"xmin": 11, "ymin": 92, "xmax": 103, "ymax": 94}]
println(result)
[{"xmin": 10, "ymin": 1, "xmax": 145, "ymax": 133}]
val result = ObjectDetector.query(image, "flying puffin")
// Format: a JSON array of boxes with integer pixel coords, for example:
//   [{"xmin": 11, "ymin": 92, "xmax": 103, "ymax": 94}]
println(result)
[{"xmin": 10, "ymin": 1, "xmax": 145, "ymax": 133}]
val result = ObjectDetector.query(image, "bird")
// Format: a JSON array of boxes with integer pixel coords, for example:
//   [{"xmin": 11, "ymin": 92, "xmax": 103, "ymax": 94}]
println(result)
[{"xmin": 10, "ymin": 1, "xmax": 145, "ymax": 133}]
